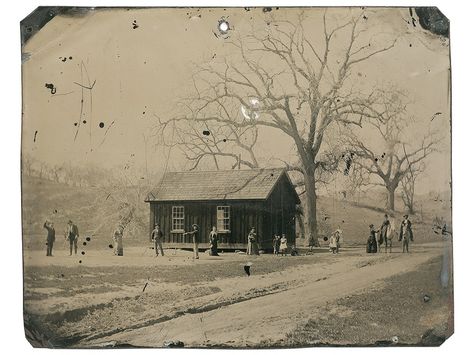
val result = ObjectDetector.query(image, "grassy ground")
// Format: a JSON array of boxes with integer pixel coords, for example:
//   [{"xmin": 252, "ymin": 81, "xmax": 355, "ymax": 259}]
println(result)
[{"xmin": 280, "ymin": 255, "xmax": 453, "ymax": 346}]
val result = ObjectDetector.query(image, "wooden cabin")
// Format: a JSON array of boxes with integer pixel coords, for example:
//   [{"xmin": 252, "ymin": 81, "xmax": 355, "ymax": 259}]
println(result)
[{"xmin": 145, "ymin": 168, "xmax": 301, "ymax": 251}]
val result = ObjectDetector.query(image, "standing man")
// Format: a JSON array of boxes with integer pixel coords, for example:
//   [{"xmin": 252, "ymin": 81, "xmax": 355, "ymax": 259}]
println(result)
[
  {"xmin": 43, "ymin": 220, "xmax": 55, "ymax": 256},
  {"xmin": 399, "ymin": 214, "xmax": 414, "ymax": 253},
  {"xmin": 272, "ymin": 234, "xmax": 281, "ymax": 255},
  {"xmin": 184, "ymin": 224, "xmax": 200, "ymax": 259},
  {"xmin": 308, "ymin": 232, "xmax": 316, "ymax": 252},
  {"xmin": 379, "ymin": 214, "xmax": 392, "ymax": 253},
  {"xmin": 113, "ymin": 224, "xmax": 124, "ymax": 256},
  {"xmin": 151, "ymin": 224, "xmax": 164, "ymax": 257},
  {"xmin": 65, "ymin": 220, "xmax": 79, "ymax": 256},
  {"xmin": 334, "ymin": 229, "xmax": 342, "ymax": 254}
]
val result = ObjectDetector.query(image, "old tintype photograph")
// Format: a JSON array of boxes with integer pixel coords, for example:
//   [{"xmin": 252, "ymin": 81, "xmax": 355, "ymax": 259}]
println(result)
[{"xmin": 21, "ymin": 6, "xmax": 452, "ymax": 348}]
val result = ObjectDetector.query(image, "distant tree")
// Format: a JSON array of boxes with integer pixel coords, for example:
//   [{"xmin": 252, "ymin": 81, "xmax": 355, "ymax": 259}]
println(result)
[
  {"xmin": 22, "ymin": 154, "xmax": 34, "ymax": 177},
  {"xmin": 91, "ymin": 162, "xmax": 149, "ymax": 239},
  {"xmin": 400, "ymin": 161, "xmax": 425, "ymax": 214},
  {"xmin": 344, "ymin": 90, "xmax": 441, "ymax": 211}
]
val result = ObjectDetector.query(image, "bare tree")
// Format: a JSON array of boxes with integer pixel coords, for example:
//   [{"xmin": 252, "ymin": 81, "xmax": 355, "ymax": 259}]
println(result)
[
  {"xmin": 156, "ymin": 9, "xmax": 397, "ymax": 239},
  {"xmin": 156, "ymin": 119, "xmax": 260, "ymax": 170},
  {"xmin": 92, "ymin": 163, "xmax": 149, "ymax": 240},
  {"xmin": 345, "ymin": 91, "xmax": 441, "ymax": 211},
  {"xmin": 400, "ymin": 161, "xmax": 425, "ymax": 214}
]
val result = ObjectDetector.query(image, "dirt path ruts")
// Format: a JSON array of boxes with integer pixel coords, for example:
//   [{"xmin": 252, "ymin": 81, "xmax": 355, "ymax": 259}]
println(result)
[{"xmin": 85, "ymin": 244, "xmax": 444, "ymax": 348}]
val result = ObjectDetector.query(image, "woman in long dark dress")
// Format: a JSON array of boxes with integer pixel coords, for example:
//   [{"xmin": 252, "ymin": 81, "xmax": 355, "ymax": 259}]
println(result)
[
  {"xmin": 209, "ymin": 226, "xmax": 219, "ymax": 256},
  {"xmin": 366, "ymin": 224, "xmax": 378, "ymax": 253}
]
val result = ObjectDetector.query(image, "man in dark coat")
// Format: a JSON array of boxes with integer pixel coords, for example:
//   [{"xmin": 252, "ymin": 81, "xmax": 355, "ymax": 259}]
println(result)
[
  {"xmin": 379, "ymin": 214, "xmax": 391, "ymax": 252},
  {"xmin": 151, "ymin": 224, "xmax": 164, "ymax": 256},
  {"xmin": 399, "ymin": 214, "xmax": 414, "ymax": 253},
  {"xmin": 43, "ymin": 220, "xmax": 55, "ymax": 256},
  {"xmin": 65, "ymin": 220, "xmax": 79, "ymax": 256}
]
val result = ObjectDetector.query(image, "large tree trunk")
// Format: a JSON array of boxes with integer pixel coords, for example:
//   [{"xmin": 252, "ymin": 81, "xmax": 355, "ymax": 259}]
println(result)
[
  {"xmin": 296, "ymin": 212, "xmax": 305, "ymax": 238},
  {"xmin": 304, "ymin": 168, "xmax": 320, "ymax": 247},
  {"xmin": 387, "ymin": 185, "xmax": 396, "ymax": 211}
]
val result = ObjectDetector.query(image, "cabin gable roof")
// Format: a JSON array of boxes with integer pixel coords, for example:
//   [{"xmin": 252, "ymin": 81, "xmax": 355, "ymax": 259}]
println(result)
[{"xmin": 145, "ymin": 168, "xmax": 300, "ymax": 203}]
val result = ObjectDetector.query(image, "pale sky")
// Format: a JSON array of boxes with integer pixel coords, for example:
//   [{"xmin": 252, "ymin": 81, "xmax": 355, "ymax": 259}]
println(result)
[{"xmin": 21, "ymin": 7, "xmax": 451, "ymax": 194}]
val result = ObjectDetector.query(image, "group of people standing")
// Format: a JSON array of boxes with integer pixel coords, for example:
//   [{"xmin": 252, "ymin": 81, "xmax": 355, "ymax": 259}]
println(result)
[
  {"xmin": 328, "ymin": 229, "xmax": 342, "ymax": 254},
  {"xmin": 42, "ymin": 219, "xmax": 80, "ymax": 257},
  {"xmin": 367, "ymin": 214, "xmax": 414, "ymax": 254},
  {"xmin": 272, "ymin": 234, "xmax": 289, "ymax": 255},
  {"xmin": 150, "ymin": 223, "xmax": 218, "ymax": 259},
  {"xmin": 44, "ymin": 216, "xmax": 414, "ymax": 259}
]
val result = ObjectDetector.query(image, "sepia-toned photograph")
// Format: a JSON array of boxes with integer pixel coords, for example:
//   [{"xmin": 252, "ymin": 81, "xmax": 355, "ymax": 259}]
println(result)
[{"xmin": 20, "ymin": 6, "xmax": 452, "ymax": 348}]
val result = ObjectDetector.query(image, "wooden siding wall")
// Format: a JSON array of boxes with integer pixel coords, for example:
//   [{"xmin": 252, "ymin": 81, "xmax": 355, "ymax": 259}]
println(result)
[
  {"xmin": 150, "ymin": 201, "xmax": 265, "ymax": 246},
  {"xmin": 265, "ymin": 175, "xmax": 297, "ymax": 245},
  {"xmin": 148, "ymin": 174, "xmax": 299, "ymax": 249}
]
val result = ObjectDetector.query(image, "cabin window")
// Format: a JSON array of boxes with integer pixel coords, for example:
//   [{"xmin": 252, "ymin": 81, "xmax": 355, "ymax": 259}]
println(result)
[
  {"xmin": 171, "ymin": 206, "xmax": 185, "ymax": 232},
  {"xmin": 217, "ymin": 206, "xmax": 230, "ymax": 232}
]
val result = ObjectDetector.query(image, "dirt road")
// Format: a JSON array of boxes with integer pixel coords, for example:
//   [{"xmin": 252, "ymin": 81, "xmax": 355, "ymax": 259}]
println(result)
[{"xmin": 80, "ymin": 242, "xmax": 449, "ymax": 348}]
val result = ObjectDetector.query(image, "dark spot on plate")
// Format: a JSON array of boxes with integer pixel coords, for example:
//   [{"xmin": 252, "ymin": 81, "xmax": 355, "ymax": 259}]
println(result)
[
  {"xmin": 83, "ymin": 242, "xmax": 87, "ymax": 246},
  {"xmin": 99, "ymin": 122, "xmax": 105, "ymax": 128},
  {"xmin": 109, "ymin": 244, "xmax": 113, "ymax": 249},
  {"xmin": 79, "ymin": 260, "xmax": 82, "ymax": 264},
  {"xmin": 74, "ymin": 122, "xmax": 78, "ymax": 126},
  {"xmin": 202, "ymin": 130, "xmax": 210, "ymax": 136},
  {"xmin": 86, "ymin": 237, "xmax": 91, "ymax": 242},
  {"xmin": 83, "ymin": 120, "xmax": 87, "ymax": 124},
  {"xmin": 45, "ymin": 83, "xmax": 56, "ymax": 94},
  {"xmin": 323, "ymin": 236, "xmax": 328, "ymax": 241},
  {"xmin": 81, "ymin": 251, "xmax": 85, "ymax": 255}
]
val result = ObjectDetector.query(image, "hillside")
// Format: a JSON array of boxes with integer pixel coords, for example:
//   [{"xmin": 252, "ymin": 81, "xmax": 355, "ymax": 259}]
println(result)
[
  {"xmin": 21, "ymin": 177, "xmax": 149, "ymax": 250},
  {"xmin": 21, "ymin": 177, "xmax": 451, "ymax": 250},
  {"xmin": 313, "ymin": 193, "xmax": 451, "ymax": 247}
]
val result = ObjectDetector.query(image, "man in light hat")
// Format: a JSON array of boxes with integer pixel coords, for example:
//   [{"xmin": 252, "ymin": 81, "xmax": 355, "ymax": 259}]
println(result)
[
  {"xmin": 399, "ymin": 214, "xmax": 414, "ymax": 253},
  {"xmin": 65, "ymin": 220, "xmax": 79, "ymax": 256},
  {"xmin": 184, "ymin": 224, "xmax": 200, "ymax": 259}
]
